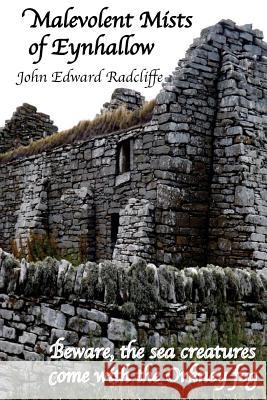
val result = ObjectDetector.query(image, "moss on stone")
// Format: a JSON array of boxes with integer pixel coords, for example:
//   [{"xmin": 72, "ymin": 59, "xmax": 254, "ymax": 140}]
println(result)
[
  {"xmin": 23, "ymin": 262, "xmax": 37, "ymax": 297},
  {"xmin": 117, "ymin": 265, "xmax": 130, "ymax": 302},
  {"xmin": 41, "ymin": 257, "xmax": 58, "ymax": 297},
  {"xmin": 174, "ymin": 271, "xmax": 186, "ymax": 303},
  {"xmin": 260, "ymin": 273, "xmax": 267, "ymax": 292},
  {"xmin": 62, "ymin": 263, "xmax": 77, "ymax": 297},
  {"xmin": 120, "ymin": 302, "xmax": 137, "ymax": 319},
  {"xmin": 225, "ymin": 267, "xmax": 240, "ymax": 301},
  {"xmin": 184, "ymin": 276, "xmax": 193, "ymax": 301},
  {"xmin": 0, "ymin": 252, "xmax": 19, "ymax": 291},
  {"xmin": 128, "ymin": 258, "xmax": 159, "ymax": 314},
  {"xmin": 185, "ymin": 268, "xmax": 200, "ymax": 302},
  {"xmin": 158, "ymin": 264, "xmax": 176, "ymax": 302},
  {"xmin": 213, "ymin": 266, "xmax": 227, "ymax": 302},
  {"xmin": 201, "ymin": 267, "xmax": 216, "ymax": 302},
  {"xmin": 100, "ymin": 261, "xmax": 118, "ymax": 304},
  {"xmin": 250, "ymin": 271, "xmax": 264, "ymax": 301},
  {"xmin": 81, "ymin": 262, "xmax": 99, "ymax": 300}
]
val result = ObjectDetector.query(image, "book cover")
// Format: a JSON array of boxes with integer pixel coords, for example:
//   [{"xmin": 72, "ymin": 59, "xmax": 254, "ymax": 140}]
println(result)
[{"xmin": 0, "ymin": 0, "xmax": 266, "ymax": 399}]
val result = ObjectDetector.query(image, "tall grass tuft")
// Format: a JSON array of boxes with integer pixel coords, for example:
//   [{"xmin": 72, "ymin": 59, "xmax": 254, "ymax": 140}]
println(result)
[{"xmin": 0, "ymin": 100, "xmax": 155, "ymax": 163}]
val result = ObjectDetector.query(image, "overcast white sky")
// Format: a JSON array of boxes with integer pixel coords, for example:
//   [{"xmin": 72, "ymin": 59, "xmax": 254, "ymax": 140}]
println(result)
[{"xmin": 0, "ymin": 0, "xmax": 266, "ymax": 131}]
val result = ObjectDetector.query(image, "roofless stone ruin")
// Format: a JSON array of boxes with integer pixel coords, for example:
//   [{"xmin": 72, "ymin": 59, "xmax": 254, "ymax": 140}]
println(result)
[
  {"xmin": 0, "ymin": 19, "xmax": 267, "ymax": 271},
  {"xmin": 0, "ymin": 19, "xmax": 266, "ymax": 362}
]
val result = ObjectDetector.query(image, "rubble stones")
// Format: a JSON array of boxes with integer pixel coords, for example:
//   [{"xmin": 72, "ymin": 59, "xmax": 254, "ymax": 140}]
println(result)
[
  {"xmin": 0, "ymin": 103, "xmax": 57, "ymax": 154},
  {"xmin": 0, "ymin": 252, "xmax": 265, "ymax": 359}
]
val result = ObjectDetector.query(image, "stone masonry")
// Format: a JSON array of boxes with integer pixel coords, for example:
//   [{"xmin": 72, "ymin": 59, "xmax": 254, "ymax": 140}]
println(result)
[
  {"xmin": 102, "ymin": 88, "xmax": 145, "ymax": 112},
  {"xmin": 0, "ymin": 103, "xmax": 58, "ymax": 154},
  {"xmin": 0, "ymin": 20, "xmax": 267, "ymax": 270},
  {"xmin": 0, "ymin": 250, "xmax": 265, "ymax": 360}
]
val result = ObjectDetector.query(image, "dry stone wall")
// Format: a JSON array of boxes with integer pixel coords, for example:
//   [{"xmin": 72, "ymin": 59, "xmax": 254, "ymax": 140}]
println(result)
[
  {"xmin": 151, "ymin": 37, "xmax": 220, "ymax": 265},
  {"xmin": 0, "ymin": 126, "xmax": 147, "ymax": 261},
  {"xmin": 151, "ymin": 20, "xmax": 267, "ymax": 268},
  {"xmin": 113, "ymin": 198, "xmax": 155, "ymax": 263},
  {"xmin": 0, "ymin": 103, "xmax": 57, "ymax": 154},
  {"xmin": 207, "ymin": 23, "xmax": 267, "ymax": 269},
  {"xmin": 0, "ymin": 250, "xmax": 266, "ymax": 360},
  {"xmin": 102, "ymin": 88, "xmax": 145, "ymax": 112}
]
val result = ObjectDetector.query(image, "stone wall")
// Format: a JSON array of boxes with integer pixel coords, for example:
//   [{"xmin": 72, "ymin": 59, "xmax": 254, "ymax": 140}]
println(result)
[
  {"xmin": 0, "ymin": 250, "xmax": 266, "ymax": 360},
  {"xmin": 0, "ymin": 103, "xmax": 57, "ymax": 154},
  {"xmin": 102, "ymin": 88, "xmax": 145, "ymax": 112},
  {"xmin": 113, "ymin": 198, "xmax": 155, "ymax": 263},
  {"xmin": 151, "ymin": 20, "xmax": 267, "ymax": 268},
  {"xmin": 0, "ymin": 20, "xmax": 266, "ymax": 269},
  {"xmin": 0, "ymin": 125, "xmax": 153, "ymax": 262},
  {"xmin": 207, "ymin": 22, "xmax": 267, "ymax": 269}
]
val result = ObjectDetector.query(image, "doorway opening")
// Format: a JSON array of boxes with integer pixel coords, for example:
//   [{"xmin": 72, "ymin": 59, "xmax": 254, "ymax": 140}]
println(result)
[{"xmin": 111, "ymin": 213, "xmax": 120, "ymax": 252}]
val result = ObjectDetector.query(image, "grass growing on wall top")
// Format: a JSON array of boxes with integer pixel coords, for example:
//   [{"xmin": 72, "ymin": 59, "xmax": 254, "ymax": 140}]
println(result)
[
  {"xmin": 0, "ymin": 99, "xmax": 155, "ymax": 163},
  {"xmin": 11, "ymin": 232, "xmax": 89, "ymax": 265}
]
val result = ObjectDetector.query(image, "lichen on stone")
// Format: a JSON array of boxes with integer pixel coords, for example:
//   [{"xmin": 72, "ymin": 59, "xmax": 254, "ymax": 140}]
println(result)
[
  {"xmin": 81, "ymin": 261, "xmax": 99, "ymax": 300},
  {"xmin": 100, "ymin": 261, "xmax": 118, "ymax": 304},
  {"xmin": 224, "ymin": 267, "xmax": 240, "ymax": 301},
  {"xmin": 128, "ymin": 258, "xmax": 159, "ymax": 314},
  {"xmin": 120, "ymin": 302, "xmax": 137, "ymax": 319},
  {"xmin": 174, "ymin": 270, "xmax": 187, "ymax": 303}
]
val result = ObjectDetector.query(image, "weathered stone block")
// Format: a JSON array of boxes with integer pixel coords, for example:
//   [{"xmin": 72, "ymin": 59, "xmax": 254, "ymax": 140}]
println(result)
[
  {"xmin": 107, "ymin": 318, "xmax": 137, "ymax": 341},
  {"xmin": 235, "ymin": 186, "xmax": 255, "ymax": 206},
  {"xmin": 68, "ymin": 316, "xmax": 101, "ymax": 336},
  {"xmin": 50, "ymin": 329, "xmax": 79, "ymax": 345},
  {"xmin": 0, "ymin": 340, "xmax": 23, "ymax": 355},
  {"xmin": 0, "ymin": 310, "xmax": 13, "ymax": 321},
  {"xmin": 19, "ymin": 332, "xmax": 37, "ymax": 345},
  {"xmin": 253, "ymin": 251, "xmax": 267, "ymax": 261},
  {"xmin": 246, "ymin": 215, "xmax": 267, "ymax": 227},
  {"xmin": 41, "ymin": 306, "xmax": 66, "ymax": 330},
  {"xmin": 218, "ymin": 238, "xmax": 232, "ymax": 252},
  {"xmin": 157, "ymin": 184, "xmax": 185, "ymax": 209},
  {"xmin": 2, "ymin": 326, "xmax": 16, "ymax": 340},
  {"xmin": 225, "ymin": 144, "xmax": 245, "ymax": 157},
  {"xmin": 23, "ymin": 350, "xmax": 44, "ymax": 361},
  {"xmin": 77, "ymin": 308, "xmax": 108, "ymax": 323},
  {"xmin": 167, "ymin": 132, "xmax": 190, "ymax": 144},
  {"xmin": 61, "ymin": 304, "xmax": 75, "ymax": 316}
]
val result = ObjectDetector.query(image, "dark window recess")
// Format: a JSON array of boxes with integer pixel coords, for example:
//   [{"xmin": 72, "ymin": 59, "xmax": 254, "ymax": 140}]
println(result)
[
  {"xmin": 111, "ymin": 213, "xmax": 120, "ymax": 251},
  {"xmin": 117, "ymin": 140, "xmax": 131, "ymax": 174}
]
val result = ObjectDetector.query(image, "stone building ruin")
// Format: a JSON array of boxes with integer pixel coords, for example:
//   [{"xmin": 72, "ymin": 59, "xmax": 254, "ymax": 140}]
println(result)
[
  {"xmin": 0, "ymin": 19, "xmax": 267, "ymax": 270},
  {"xmin": 0, "ymin": 103, "xmax": 58, "ymax": 154}
]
